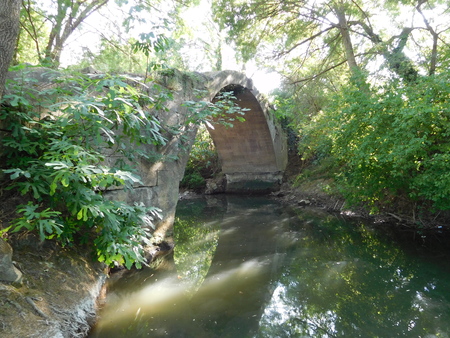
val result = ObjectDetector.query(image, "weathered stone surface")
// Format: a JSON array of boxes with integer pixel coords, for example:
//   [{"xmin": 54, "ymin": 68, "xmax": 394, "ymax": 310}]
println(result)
[
  {"xmin": 101, "ymin": 69, "xmax": 287, "ymax": 236},
  {"xmin": 205, "ymin": 175, "xmax": 226, "ymax": 195},
  {"xmin": 0, "ymin": 239, "xmax": 22, "ymax": 283},
  {"xmin": 203, "ymin": 70, "xmax": 288, "ymax": 175},
  {"xmin": 225, "ymin": 172, "xmax": 284, "ymax": 194}
]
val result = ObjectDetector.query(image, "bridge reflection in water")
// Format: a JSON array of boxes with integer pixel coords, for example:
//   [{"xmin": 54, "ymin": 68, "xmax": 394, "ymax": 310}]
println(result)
[{"xmin": 89, "ymin": 196, "xmax": 450, "ymax": 337}]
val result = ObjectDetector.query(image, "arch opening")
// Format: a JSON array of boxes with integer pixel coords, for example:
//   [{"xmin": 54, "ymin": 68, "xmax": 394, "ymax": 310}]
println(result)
[{"xmin": 205, "ymin": 84, "xmax": 286, "ymax": 194}]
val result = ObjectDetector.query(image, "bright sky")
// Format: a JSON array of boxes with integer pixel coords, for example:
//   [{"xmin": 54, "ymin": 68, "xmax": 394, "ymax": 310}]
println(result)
[
  {"xmin": 60, "ymin": 1, "xmax": 281, "ymax": 95},
  {"xmin": 180, "ymin": 1, "xmax": 281, "ymax": 94}
]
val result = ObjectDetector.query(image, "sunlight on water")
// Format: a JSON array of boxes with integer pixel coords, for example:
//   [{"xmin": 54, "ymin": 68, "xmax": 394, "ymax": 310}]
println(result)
[
  {"xmin": 95, "ymin": 276, "xmax": 185, "ymax": 329},
  {"xmin": 90, "ymin": 196, "xmax": 450, "ymax": 338},
  {"xmin": 94, "ymin": 257, "xmax": 270, "ymax": 333}
]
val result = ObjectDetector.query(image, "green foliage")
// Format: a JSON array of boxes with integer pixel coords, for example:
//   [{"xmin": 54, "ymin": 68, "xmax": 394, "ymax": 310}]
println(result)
[
  {"xmin": 131, "ymin": 32, "xmax": 175, "ymax": 73},
  {"xmin": 187, "ymin": 126, "xmax": 220, "ymax": 173},
  {"xmin": 272, "ymin": 82, "xmax": 335, "ymax": 155},
  {"xmin": 0, "ymin": 66, "xmax": 169, "ymax": 268},
  {"xmin": 75, "ymin": 32, "xmax": 186, "ymax": 76},
  {"xmin": 180, "ymin": 169, "xmax": 206, "ymax": 191},
  {"xmin": 180, "ymin": 126, "xmax": 219, "ymax": 191},
  {"xmin": 15, "ymin": 2, "xmax": 49, "ymax": 65},
  {"xmin": 302, "ymin": 73, "xmax": 450, "ymax": 212},
  {"xmin": 182, "ymin": 90, "xmax": 248, "ymax": 127}
]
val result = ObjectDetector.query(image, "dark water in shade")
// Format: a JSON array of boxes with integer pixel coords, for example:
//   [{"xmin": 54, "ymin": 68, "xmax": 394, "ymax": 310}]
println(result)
[{"xmin": 89, "ymin": 196, "xmax": 450, "ymax": 337}]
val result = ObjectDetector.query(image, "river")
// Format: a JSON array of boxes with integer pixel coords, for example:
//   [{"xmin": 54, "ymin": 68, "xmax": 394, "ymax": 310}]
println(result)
[{"xmin": 89, "ymin": 196, "xmax": 450, "ymax": 337}]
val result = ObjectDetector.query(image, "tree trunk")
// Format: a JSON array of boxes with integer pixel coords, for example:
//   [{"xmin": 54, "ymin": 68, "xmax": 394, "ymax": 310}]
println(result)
[
  {"xmin": 351, "ymin": 20, "xmax": 418, "ymax": 82},
  {"xmin": 334, "ymin": 4, "xmax": 359, "ymax": 77},
  {"xmin": 43, "ymin": 0, "xmax": 109, "ymax": 67},
  {"xmin": 0, "ymin": 0, "xmax": 21, "ymax": 99}
]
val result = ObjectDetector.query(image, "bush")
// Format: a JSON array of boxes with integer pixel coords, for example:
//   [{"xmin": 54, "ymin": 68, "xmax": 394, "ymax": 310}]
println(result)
[
  {"xmin": 304, "ymin": 73, "xmax": 450, "ymax": 212},
  {"xmin": 181, "ymin": 168, "xmax": 206, "ymax": 190},
  {"xmin": 180, "ymin": 126, "xmax": 219, "ymax": 191},
  {"xmin": 0, "ymin": 66, "xmax": 169, "ymax": 268}
]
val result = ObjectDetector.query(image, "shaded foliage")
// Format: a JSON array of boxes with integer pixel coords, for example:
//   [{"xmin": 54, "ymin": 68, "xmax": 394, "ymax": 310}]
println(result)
[
  {"xmin": 180, "ymin": 127, "xmax": 219, "ymax": 191},
  {"xmin": 0, "ymin": 66, "xmax": 170, "ymax": 268}
]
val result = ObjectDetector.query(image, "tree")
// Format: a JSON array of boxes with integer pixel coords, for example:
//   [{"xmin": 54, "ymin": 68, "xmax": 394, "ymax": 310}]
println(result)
[
  {"xmin": 14, "ymin": 1, "xmax": 49, "ymax": 65},
  {"xmin": 213, "ymin": 0, "xmax": 450, "ymax": 215},
  {"xmin": 173, "ymin": 0, "xmax": 225, "ymax": 72},
  {"xmin": 213, "ymin": 0, "xmax": 450, "ymax": 84},
  {"xmin": 0, "ymin": 0, "xmax": 21, "ymax": 98},
  {"xmin": 21, "ymin": 0, "xmax": 109, "ymax": 67},
  {"xmin": 18, "ymin": 0, "xmax": 201, "ymax": 69}
]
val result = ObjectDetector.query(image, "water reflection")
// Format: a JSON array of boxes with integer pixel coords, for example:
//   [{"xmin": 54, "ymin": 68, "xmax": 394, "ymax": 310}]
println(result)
[
  {"xmin": 174, "ymin": 217, "xmax": 220, "ymax": 297},
  {"xmin": 256, "ymin": 210, "xmax": 450, "ymax": 337},
  {"xmin": 90, "ymin": 196, "xmax": 450, "ymax": 338}
]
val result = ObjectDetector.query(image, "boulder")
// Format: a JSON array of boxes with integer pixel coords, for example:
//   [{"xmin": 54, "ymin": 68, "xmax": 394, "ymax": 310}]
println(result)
[{"xmin": 0, "ymin": 239, "xmax": 22, "ymax": 283}]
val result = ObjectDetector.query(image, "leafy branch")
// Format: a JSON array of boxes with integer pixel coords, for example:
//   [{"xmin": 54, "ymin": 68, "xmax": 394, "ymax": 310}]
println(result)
[{"xmin": 0, "ymin": 68, "xmax": 170, "ymax": 268}]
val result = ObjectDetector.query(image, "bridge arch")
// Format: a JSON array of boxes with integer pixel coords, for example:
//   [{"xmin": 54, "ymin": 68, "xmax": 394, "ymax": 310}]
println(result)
[
  {"xmin": 202, "ymin": 71, "xmax": 288, "ymax": 193},
  {"xmin": 4, "ymin": 67, "xmax": 288, "ymax": 237}
]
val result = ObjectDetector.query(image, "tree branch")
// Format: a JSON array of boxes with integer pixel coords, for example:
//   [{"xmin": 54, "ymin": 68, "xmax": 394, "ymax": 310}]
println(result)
[
  {"xmin": 289, "ymin": 59, "xmax": 348, "ymax": 84},
  {"xmin": 416, "ymin": 0, "xmax": 438, "ymax": 75},
  {"xmin": 277, "ymin": 26, "xmax": 335, "ymax": 58},
  {"xmin": 21, "ymin": 0, "xmax": 42, "ymax": 57}
]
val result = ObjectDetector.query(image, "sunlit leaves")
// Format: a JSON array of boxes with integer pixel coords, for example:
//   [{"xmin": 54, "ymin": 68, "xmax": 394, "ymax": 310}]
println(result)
[
  {"xmin": 0, "ymin": 69, "xmax": 168, "ymax": 267},
  {"xmin": 303, "ymin": 73, "xmax": 450, "ymax": 211},
  {"xmin": 182, "ymin": 90, "xmax": 248, "ymax": 127},
  {"xmin": 11, "ymin": 202, "xmax": 63, "ymax": 241}
]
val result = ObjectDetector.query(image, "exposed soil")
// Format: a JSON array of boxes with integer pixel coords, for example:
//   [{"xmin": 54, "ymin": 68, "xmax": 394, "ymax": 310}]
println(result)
[{"xmin": 0, "ymin": 233, "xmax": 106, "ymax": 338}]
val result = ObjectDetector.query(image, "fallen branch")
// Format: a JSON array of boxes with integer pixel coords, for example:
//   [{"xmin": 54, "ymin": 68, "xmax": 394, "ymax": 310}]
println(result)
[
  {"xmin": 25, "ymin": 296, "xmax": 48, "ymax": 319},
  {"xmin": 387, "ymin": 213, "xmax": 402, "ymax": 222}
]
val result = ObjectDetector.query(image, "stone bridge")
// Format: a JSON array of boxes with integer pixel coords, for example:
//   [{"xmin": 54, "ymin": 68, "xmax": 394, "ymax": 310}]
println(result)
[
  {"xmin": 204, "ymin": 71, "xmax": 287, "ymax": 193},
  {"xmin": 106, "ymin": 69, "xmax": 288, "ymax": 237},
  {"xmin": 6, "ymin": 68, "xmax": 287, "ymax": 238}
]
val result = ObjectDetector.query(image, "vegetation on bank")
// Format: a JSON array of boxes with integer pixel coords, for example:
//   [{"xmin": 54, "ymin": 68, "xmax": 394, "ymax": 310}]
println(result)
[
  {"xmin": 184, "ymin": 70, "xmax": 450, "ymax": 227},
  {"xmin": 0, "ymin": 68, "xmax": 169, "ymax": 269},
  {"xmin": 271, "ymin": 72, "xmax": 450, "ymax": 227},
  {"xmin": 0, "ymin": 65, "xmax": 247, "ymax": 268},
  {"xmin": 1, "ymin": 0, "xmax": 450, "ymax": 272},
  {"xmin": 180, "ymin": 126, "xmax": 220, "ymax": 191},
  {"xmin": 211, "ymin": 0, "xmax": 450, "ymax": 226}
]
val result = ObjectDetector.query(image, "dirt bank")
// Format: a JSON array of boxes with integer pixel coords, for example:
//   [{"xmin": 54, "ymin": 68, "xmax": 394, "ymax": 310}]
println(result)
[{"xmin": 0, "ymin": 233, "xmax": 107, "ymax": 338}]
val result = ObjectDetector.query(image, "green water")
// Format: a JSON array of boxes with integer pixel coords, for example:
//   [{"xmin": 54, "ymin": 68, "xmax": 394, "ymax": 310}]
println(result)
[{"xmin": 89, "ymin": 196, "xmax": 450, "ymax": 337}]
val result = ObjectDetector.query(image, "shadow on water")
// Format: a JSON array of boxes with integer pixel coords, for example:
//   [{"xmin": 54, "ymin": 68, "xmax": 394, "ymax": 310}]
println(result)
[{"xmin": 89, "ymin": 196, "xmax": 450, "ymax": 338}]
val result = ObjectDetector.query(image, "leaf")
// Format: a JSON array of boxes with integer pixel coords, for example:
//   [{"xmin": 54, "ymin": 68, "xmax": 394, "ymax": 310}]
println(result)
[
  {"xmin": 77, "ymin": 208, "xmax": 84, "ymax": 221},
  {"xmin": 9, "ymin": 170, "xmax": 21, "ymax": 180},
  {"xmin": 61, "ymin": 176, "xmax": 69, "ymax": 187},
  {"xmin": 45, "ymin": 161, "xmax": 70, "ymax": 170}
]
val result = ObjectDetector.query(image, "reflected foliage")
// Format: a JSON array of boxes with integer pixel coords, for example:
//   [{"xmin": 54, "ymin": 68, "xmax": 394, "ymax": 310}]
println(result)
[
  {"xmin": 257, "ymin": 209, "xmax": 450, "ymax": 337},
  {"xmin": 174, "ymin": 198, "xmax": 223, "ymax": 297},
  {"xmin": 91, "ymin": 198, "xmax": 450, "ymax": 337}
]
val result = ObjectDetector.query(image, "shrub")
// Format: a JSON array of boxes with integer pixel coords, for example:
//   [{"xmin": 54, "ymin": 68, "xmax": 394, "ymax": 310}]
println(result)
[
  {"xmin": 0, "ymin": 66, "xmax": 169, "ymax": 268},
  {"xmin": 304, "ymin": 73, "xmax": 450, "ymax": 212}
]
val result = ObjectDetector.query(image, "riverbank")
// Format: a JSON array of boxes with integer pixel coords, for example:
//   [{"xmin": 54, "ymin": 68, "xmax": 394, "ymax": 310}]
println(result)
[
  {"xmin": 0, "ymin": 233, "xmax": 106, "ymax": 337},
  {"xmin": 275, "ymin": 157, "xmax": 450, "ymax": 231},
  {"xmin": 0, "ymin": 232, "xmax": 176, "ymax": 337}
]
